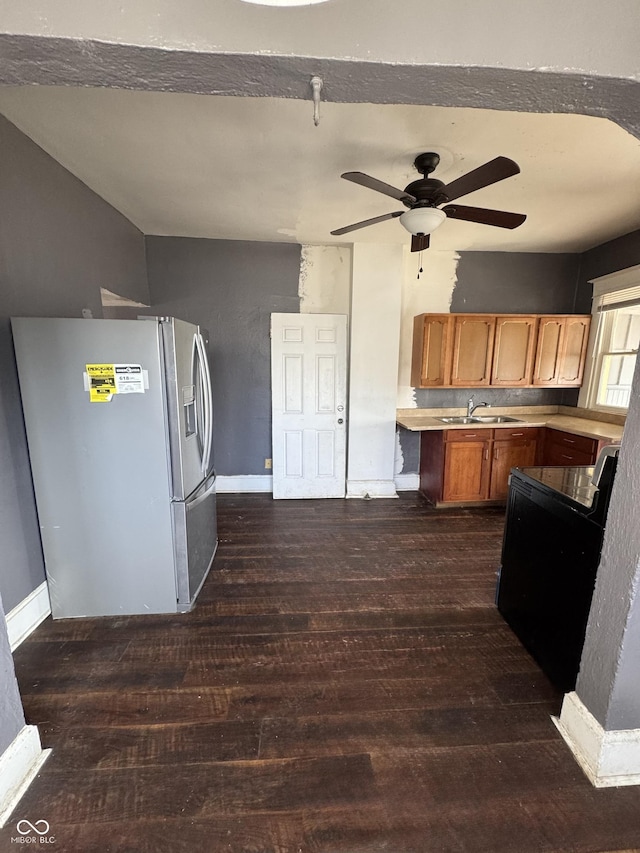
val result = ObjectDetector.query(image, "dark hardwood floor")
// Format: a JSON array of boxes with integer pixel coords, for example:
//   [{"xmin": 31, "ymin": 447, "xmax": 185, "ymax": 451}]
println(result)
[{"xmin": 4, "ymin": 492, "xmax": 640, "ymax": 852}]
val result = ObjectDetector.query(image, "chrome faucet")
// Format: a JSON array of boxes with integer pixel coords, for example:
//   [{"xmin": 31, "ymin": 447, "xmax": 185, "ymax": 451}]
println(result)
[{"xmin": 467, "ymin": 396, "xmax": 489, "ymax": 417}]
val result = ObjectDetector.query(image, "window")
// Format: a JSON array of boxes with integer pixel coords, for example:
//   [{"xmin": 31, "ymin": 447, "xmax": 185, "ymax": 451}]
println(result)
[{"xmin": 582, "ymin": 270, "xmax": 640, "ymax": 413}]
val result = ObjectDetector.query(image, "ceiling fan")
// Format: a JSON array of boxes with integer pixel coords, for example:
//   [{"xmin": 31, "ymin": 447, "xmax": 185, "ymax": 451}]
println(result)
[{"xmin": 331, "ymin": 152, "xmax": 526, "ymax": 251}]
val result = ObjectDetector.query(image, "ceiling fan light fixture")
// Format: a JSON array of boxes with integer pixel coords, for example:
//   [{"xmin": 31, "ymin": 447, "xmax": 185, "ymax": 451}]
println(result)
[{"xmin": 399, "ymin": 207, "xmax": 446, "ymax": 236}]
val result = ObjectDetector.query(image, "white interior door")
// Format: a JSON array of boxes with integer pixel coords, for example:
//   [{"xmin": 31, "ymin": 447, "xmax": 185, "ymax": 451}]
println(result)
[{"xmin": 271, "ymin": 313, "xmax": 347, "ymax": 499}]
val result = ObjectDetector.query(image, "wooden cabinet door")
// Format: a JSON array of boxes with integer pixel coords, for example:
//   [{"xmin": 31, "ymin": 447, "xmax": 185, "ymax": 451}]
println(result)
[
  {"xmin": 491, "ymin": 316, "xmax": 537, "ymax": 386},
  {"xmin": 450, "ymin": 315, "xmax": 495, "ymax": 386},
  {"xmin": 533, "ymin": 316, "xmax": 591, "ymax": 386},
  {"xmin": 532, "ymin": 317, "xmax": 564, "ymax": 385},
  {"xmin": 557, "ymin": 316, "xmax": 591, "ymax": 385},
  {"xmin": 411, "ymin": 314, "xmax": 453, "ymax": 387},
  {"xmin": 443, "ymin": 437, "xmax": 492, "ymax": 502},
  {"xmin": 489, "ymin": 436, "xmax": 538, "ymax": 500}
]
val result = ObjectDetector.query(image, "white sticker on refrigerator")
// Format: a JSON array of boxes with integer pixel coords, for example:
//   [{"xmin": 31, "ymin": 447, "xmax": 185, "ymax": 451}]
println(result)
[{"xmin": 114, "ymin": 364, "xmax": 145, "ymax": 394}]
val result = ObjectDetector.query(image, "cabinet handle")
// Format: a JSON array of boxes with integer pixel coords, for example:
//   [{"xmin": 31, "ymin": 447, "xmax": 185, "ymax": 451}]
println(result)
[
  {"xmin": 484, "ymin": 448, "xmax": 489, "ymax": 460},
  {"xmin": 563, "ymin": 438, "xmax": 576, "ymax": 444},
  {"xmin": 494, "ymin": 448, "xmax": 499, "ymax": 460},
  {"xmin": 511, "ymin": 432, "xmax": 524, "ymax": 437},
  {"xmin": 561, "ymin": 453, "xmax": 574, "ymax": 459}
]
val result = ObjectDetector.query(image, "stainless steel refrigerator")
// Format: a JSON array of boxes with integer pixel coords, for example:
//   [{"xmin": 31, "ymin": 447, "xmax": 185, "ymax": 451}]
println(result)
[{"xmin": 11, "ymin": 316, "xmax": 218, "ymax": 619}]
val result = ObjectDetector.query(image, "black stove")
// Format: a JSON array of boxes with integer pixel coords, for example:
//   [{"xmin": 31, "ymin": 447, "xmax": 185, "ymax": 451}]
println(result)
[{"xmin": 495, "ymin": 453, "xmax": 618, "ymax": 691}]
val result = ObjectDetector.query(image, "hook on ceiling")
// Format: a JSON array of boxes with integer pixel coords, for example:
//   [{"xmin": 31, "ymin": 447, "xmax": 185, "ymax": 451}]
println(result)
[{"xmin": 310, "ymin": 76, "xmax": 323, "ymax": 127}]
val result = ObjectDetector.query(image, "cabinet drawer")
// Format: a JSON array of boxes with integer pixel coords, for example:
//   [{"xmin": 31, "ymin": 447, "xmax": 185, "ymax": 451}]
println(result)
[
  {"xmin": 494, "ymin": 427, "xmax": 539, "ymax": 441},
  {"xmin": 545, "ymin": 446, "xmax": 595, "ymax": 466},
  {"xmin": 444, "ymin": 428, "xmax": 494, "ymax": 442},
  {"xmin": 545, "ymin": 429, "xmax": 597, "ymax": 456}
]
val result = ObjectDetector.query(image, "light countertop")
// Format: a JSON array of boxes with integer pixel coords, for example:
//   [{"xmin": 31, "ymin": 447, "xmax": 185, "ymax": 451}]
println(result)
[{"xmin": 396, "ymin": 406, "xmax": 624, "ymax": 443}]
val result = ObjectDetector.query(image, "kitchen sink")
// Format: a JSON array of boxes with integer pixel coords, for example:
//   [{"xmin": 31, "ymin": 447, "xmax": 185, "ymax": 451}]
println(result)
[
  {"xmin": 469, "ymin": 415, "xmax": 523, "ymax": 424},
  {"xmin": 436, "ymin": 415, "xmax": 523, "ymax": 425}
]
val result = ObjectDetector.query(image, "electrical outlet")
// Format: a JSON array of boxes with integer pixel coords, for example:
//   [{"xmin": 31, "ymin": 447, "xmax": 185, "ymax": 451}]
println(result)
[{"xmin": 264, "ymin": 458, "xmax": 272, "ymax": 469}]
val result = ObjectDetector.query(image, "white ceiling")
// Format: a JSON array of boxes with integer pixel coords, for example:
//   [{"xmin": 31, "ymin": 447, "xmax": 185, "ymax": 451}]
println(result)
[{"xmin": 2, "ymin": 84, "xmax": 640, "ymax": 253}]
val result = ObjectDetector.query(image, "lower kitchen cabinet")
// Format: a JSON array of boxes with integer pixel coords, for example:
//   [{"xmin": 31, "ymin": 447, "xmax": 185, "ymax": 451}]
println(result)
[
  {"xmin": 490, "ymin": 433, "xmax": 538, "ymax": 500},
  {"xmin": 420, "ymin": 427, "xmax": 540, "ymax": 506},
  {"xmin": 542, "ymin": 428, "xmax": 598, "ymax": 465},
  {"xmin": 442, "ymin": 430, "xmax": 492, "ymax": 502}
]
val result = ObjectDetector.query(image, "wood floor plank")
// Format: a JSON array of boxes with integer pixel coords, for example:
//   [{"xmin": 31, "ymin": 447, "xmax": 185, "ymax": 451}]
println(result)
[
  {"xmin": 86, "ymin": 611, "xmax": 311, "ymax": 639},
  {"xmin": 259, "ymin": 704, "xmax": 559, "ymax": 759},
  {"xmin": 16, "ymin": 660, "xmax": 189, "ymax": 694},
  {"xmin": 40, "ymin": 720, "xmax": 262, "ymax": 769},
  {"xmin": 12, "ymin": 815, "xmax": 306, "ymax": 853},
  {"xmin": 21, "ymin": 687, "xmax": 230, "ymax": 729},
  {"xmin": 225, "ymin": 674, "xmax": 505, "ymax": 720},
  {"xmin": 119, "ymin": 622, "xmax": 521, "ymax": 665},
  {"xmin": 308, "ymin": 605, "xmax": 500, "ymax": 631},
  {"xmin": 6, "ymin": 755, "xmax": 377, "ymax": 823},
  {"xmin": 182, "ymin": 639, "xmax": 542, "ymax": 688},
  {"xmin": 227, "ymin": 681, "xmax": 340, "ymax": 720},
  {"xmin": 371, "ymin": 740, "xmax": 587, "ymax": 806},
  {"xmin": 6, "ymin": 492, "xmax": 640, "ymax": 853}
]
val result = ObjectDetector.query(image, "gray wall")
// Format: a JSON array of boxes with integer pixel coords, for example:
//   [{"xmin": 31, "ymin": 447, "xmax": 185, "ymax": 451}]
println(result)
[
  {"xmin": 0, "ymin": 593, "xmax": 25, "ymax": 755},
  {"xmin": 572, "ymin": 226, "xmax": 640, "ymax": 727},
  {"xmin": 0, "ymin": 114, "xmax": 149, "ymax": 759},
  {"xmin": 578, "ymin": 351, "xmax": 640, "ymax": 729},
  {"xmin": 451, "ymin": 252, "xmax": 581, "ymax": 314},
  {"xmin": 145, "ymin": 236, "xmax": 300, "ymax": 477},
  {"xmin": 399, "ymin": 251, "xmax": 582, "ymax": 474},
  {"xmin": 0, "ymin": 114, "xmax": 149, "ymax": 613},
  {"xmin": 576, "ymin": 228, "xmax": 640, "ymax": 312}
]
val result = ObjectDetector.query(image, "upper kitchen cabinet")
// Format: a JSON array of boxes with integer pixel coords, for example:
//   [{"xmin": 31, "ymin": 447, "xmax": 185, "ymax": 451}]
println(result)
[
  {"xmin": 491, "ymin": 315, "xmax": 538, "ymax": 386},
  {"xmin": 450, "ymin": 315, "xmax": 496, "ymax": 386},
  {"xmin": 532, "ymin": 316, "xmax": 591, "ymax": 387},
  {"xmin": 411, "ymin": 313, "xmax": 591, "ymax": 389},
  {"xmin": 411, "ymin": 314, "xmax": 453, "ymax": 387}
]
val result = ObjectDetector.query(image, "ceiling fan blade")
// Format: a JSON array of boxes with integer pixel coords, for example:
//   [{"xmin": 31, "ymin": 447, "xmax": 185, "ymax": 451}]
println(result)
[
  {"xmin": 439, "ymin": 157, "xmax": 520, "ymax": 203},
  {"xmin": 442, "ymin": 204, "xmax": 526, "ymax": 229},
  {"xmin": 411, "ymin": 234, "xmax": 430, "ymax": 252},
  {"xmin": 330, "ymin": 210, "xmax": 403, "ymax": 236},
  {"xmin": 341, "ymin": 172, "xmax": 416, "ymax": 205}
]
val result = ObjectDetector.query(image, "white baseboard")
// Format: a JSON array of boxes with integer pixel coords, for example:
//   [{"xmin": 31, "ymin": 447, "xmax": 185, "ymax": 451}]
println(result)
[
  {"xmin": 553, "ymin": 691, "xmax": 640, "ymax": 787},
  {"xmin": 394, "ymin": 473, "xmax": 420, "ymax": 491},
  {"xmin": 216, "ymin": 475, "xmax": 273, "ymax": 493},
  {"xmin": 346, "ymin": 479, "xmax": 398, "ymax": 499},
  {"xmin": 217, "ymin": 475, "xmax": 412, "ymax": 497},
  {"xmin": 0, "ymin": 726, "xmax": 51, "ymax": 828},
  {"xmin": 7, "ymin": 582, "xmax": 51, "ymax": 652}
]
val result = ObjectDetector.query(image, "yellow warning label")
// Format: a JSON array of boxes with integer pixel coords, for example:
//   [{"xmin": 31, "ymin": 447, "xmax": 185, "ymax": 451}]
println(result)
[{"xmin": 86, "ymin": 364, "xmax": 116, "ymax": 403}]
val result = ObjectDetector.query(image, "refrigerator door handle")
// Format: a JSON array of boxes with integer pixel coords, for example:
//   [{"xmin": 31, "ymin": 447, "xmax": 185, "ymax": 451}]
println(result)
[
  {"xmin": 195, "ymin": 332, "xmax": 213, "ymax": 475},
  {"xmin": 187, "ymin": 470, "xmax": 217, "ymax": 510},
  {"xmin": 198, "ymin": 332, "xmax": 213, "ymax": 474},
  {"xmin": 202, "ymin": 336, "xmax": 214, "ymax": 475}
]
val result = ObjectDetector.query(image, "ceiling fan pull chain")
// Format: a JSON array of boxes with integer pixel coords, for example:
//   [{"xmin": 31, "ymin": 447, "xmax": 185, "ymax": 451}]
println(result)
[{"xmin": 417, "ymin": 250, "xmax": 424, "ymax": 279}]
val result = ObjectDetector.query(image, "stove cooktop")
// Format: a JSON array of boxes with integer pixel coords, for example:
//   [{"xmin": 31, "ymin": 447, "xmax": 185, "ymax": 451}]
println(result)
[{"xmin": 516, "ymin": 465, "xmax": 597, "ymax": 510}]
